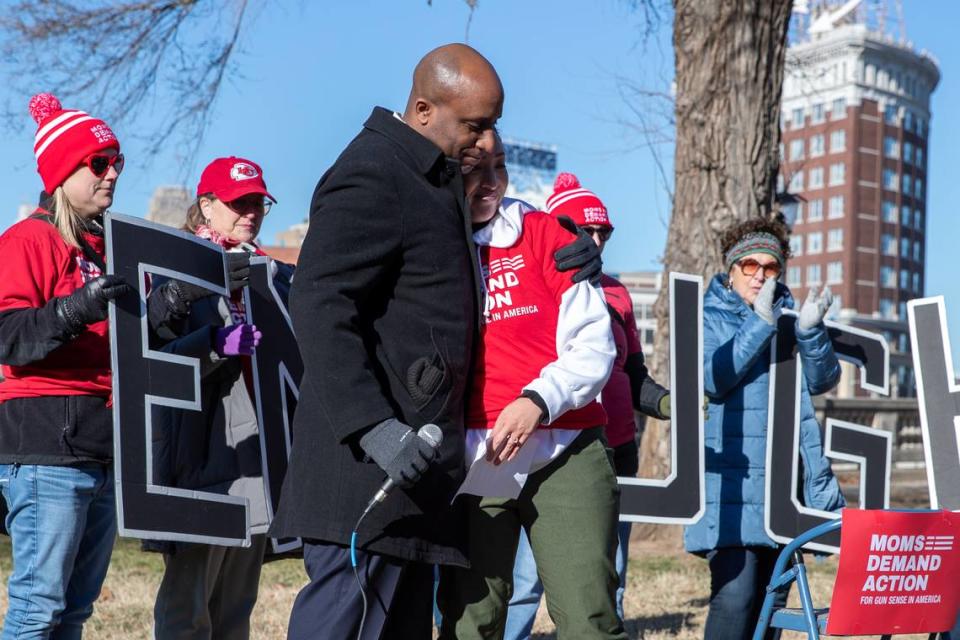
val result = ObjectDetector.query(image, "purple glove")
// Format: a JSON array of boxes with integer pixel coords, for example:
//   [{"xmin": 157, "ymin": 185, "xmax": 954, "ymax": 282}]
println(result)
[{"xmin": 214, "ymin": 323, "xmax": 261, "ymax": 357}]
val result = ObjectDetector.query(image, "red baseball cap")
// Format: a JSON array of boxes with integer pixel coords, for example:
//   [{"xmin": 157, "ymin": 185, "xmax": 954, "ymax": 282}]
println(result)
[{"xmin": 196, "ymin": 156, "xmax": 276, "ymax": 204}]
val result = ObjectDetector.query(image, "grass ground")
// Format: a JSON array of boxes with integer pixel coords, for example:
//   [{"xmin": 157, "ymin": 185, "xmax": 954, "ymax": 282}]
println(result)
[{"xmin": 0, "ymin": 535, "xmax": 936, "ymax": 639}]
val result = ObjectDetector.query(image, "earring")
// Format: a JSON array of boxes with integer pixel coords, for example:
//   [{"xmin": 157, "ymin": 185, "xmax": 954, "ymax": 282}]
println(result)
[{"xmin": 725, "ymin": 276, "xmax": 734, "ymax": 291}]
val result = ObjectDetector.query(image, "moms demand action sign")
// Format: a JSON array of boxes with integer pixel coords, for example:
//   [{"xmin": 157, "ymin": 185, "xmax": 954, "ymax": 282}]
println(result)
[{"xmin": 827, "ymin": 509, "xmax": 960, "ymax": 635}]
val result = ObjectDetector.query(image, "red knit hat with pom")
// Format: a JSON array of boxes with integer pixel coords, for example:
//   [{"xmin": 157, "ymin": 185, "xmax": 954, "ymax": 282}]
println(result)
[
  {"xmin": 28, "ymin": 93, "xmax": 120, "ymax": 193},
  {"xmin": 544, "ymin": 172, "xmax": 612, "ymax": 229}
]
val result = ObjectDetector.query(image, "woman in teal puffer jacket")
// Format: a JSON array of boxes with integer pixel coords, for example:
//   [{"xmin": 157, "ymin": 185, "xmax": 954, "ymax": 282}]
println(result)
[{"xmin": 684, "ymin": 217, "xmax": 845, "ymax": 640}]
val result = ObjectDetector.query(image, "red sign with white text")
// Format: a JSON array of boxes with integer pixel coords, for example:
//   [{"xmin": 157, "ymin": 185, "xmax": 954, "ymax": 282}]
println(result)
[{"xmin": 827, "ymin": 509, "xmax": 960, "ymax": 635}]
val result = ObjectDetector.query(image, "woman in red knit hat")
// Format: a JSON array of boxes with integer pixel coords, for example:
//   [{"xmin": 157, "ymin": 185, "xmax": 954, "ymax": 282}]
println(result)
[{"xmin": 0, "ymin": 93, "xmax": 132, "ymax": 637}]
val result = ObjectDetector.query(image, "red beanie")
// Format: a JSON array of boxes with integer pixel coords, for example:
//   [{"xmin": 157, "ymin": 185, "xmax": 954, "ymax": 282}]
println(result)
[
  {"xmin": 29, "ymin": 93, "xmax": 120, "ymax": 194},
  {"xmin": 544, "ymin": 173, "xmax": 613, "ymax": 229}
]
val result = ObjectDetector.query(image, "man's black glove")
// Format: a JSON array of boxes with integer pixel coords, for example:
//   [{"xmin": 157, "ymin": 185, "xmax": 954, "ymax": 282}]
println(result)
[
  {"xmin": 359, "ymin": 418, "xmax": 439, "ymax": 488},
  {"xmin": 56, "ymin": 275, "xmax": 134, "ymax": 335},
  {"xmin": 226, "ymin": 252, "xmax": 251, "ymax": 292},
  {"xmin": 554, "ymin": 215, "xmax": 602, "ymax": 285}
]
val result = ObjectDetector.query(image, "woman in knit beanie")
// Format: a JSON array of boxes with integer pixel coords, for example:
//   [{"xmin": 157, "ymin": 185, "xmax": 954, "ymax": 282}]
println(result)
[
  {"xmin": 683, "ymin": 217, "xmax": 844, "ymax": 640},
  {"xmin": 0, "ymin": 93, "xmax": 132, "ymax": 637}
]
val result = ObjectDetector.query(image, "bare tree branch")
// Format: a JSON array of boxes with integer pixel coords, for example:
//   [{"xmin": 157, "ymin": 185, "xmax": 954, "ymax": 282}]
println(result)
[{"xmin": 0, "ymin": 0, "xmax": 252, "ymax": 176}]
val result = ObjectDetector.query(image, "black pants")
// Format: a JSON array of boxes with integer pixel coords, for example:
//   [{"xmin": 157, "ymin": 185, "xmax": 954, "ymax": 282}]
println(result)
[
  {"xmin": 704, "ymin": 546, "xmax": 787, "ymax": 640},
  {"xmin": 287, "ymin": 541, "xmax": 434, "ymax": 640}
]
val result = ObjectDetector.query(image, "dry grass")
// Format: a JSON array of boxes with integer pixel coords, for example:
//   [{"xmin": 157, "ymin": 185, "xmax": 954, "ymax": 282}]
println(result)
[{"xmin": 0, "ymin": 535, "xmax": 938, "ymax": 639}]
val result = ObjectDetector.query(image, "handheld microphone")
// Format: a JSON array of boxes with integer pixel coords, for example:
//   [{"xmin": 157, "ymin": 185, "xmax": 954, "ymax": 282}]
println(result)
[{"xmin": 363, "ymin": 424, "xmax": 443, "ymax": 515}]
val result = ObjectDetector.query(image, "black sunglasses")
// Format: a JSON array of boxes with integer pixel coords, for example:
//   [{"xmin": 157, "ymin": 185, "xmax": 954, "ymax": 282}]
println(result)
[
  {"xmin": 84, "ymin": 152, "xmax": 125, "ymax": 178},
  {"xmin": 580, "ymin": 225, "xmax": 613, "ymax": 242}
]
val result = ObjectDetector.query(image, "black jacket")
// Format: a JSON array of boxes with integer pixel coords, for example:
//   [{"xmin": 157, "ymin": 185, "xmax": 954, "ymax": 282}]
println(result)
[{"xmin": 269, "ymin": 107, "xmax": 479, "ymax": 565}]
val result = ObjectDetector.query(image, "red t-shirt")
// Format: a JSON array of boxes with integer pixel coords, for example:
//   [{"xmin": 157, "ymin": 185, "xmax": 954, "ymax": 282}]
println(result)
[
  {"xmin": 466, "ymin": 212, "xmax": 607, "ymax": 430},
  {"xmin": 0, "ymin": 215, "xmax": 112, "ymax": 400},
  {"xmin": 600, "ymin": 274, "xmax": 644, "ymax": 447}
]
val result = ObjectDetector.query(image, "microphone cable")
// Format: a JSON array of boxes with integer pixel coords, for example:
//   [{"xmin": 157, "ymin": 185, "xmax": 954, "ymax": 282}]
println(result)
[{"xmin": 351, "ymin": 502, "xmax": 375, "ymax": 640}]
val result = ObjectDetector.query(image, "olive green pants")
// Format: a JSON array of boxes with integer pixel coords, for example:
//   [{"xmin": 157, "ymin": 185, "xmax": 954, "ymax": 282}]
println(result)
[{"xmin": 438, "ymin": 427, "xmax": 626, "ymax": 640}]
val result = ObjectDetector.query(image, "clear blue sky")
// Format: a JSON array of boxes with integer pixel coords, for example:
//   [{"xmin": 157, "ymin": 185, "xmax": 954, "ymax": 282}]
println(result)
[{"xmin": 1, "ymin": 0, "xmax": 958, "ymax": 363}]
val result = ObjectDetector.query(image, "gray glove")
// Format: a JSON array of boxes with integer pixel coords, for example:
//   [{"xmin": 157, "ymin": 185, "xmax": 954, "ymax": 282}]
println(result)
[
  {"xmin": 798, "ymin": 286, "xmax": 833, "ymax": 331},
  {"xmin": 752, "ymin": 277, "xmax": 780, "ymax": 326},
  {"xmin": 359, "ymin": 418, "xmax": 438, "ymax": 488}
]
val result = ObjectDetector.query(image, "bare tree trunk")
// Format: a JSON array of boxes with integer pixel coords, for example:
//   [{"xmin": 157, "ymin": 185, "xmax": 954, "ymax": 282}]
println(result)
[{"xmin": 636, "ymin": 0, "xmax": 792, "ymax": 543}]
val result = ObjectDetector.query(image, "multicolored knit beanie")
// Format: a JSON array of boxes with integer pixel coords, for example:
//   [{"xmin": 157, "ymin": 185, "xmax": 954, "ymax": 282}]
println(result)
[{"xmin": 724, "ymin": 232, "xmax": 784, "ymax": 271}]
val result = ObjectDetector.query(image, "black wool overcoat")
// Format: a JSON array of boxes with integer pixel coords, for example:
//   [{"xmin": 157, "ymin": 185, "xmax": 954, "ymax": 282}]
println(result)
[{"xmin": 269, "ymin": 107, "xmax": 482, "ymax": 565}]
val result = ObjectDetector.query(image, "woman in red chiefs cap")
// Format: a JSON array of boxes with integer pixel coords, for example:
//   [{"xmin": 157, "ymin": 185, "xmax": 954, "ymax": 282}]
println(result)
[
  {"xmin": 503, "ymin": 173, "xmax": 672, "ymax": 639},
  {"xmin": 0, "ymin": 93, "xmax": 133, "ymax": 637},
  {"xmin": 145, "ymin": 156, "xmax": 291, "ymax": 640}
]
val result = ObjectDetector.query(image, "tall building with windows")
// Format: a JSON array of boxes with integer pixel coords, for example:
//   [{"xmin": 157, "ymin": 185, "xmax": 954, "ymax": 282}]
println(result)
[
  {"xmin": 503, "ymin": 138, "xmax": 558, "ymax": 209},
  {"xmin": 779, "ymin": 1, "xmax": 938, "ymax": 397}
]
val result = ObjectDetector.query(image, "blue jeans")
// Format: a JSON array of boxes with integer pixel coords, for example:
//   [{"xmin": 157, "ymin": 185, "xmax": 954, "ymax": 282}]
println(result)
[
  {"xmin": 704, "ymin": 547, "xmax": 786, "ymax": 640},
  {"xmin": 504, "ymin": 526, "xmax": 630, "ymax": 640},
  {"xmin": 0, "ymin": 463, "xmax": 116, "ymax": 640}
]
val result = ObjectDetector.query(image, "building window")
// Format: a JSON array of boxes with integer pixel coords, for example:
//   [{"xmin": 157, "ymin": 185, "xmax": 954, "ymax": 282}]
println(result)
[
  {"xmin": 917, "ymin": 117, "xmax": 926, "ymax": 137},
  {"xmin": 808, "ymin": 199, "xmax": 823, "ymax": 221},
  {"xmin": 880, "ymin": 299, "xmax": 894, "ymax": 318},
  {"xmin": 794, "ymin": 202, "xmax": 804, "ymax": 224},
  {"xmin": 789, "ymin": 171, "xmax": 803, "ymax": 192},
  {"xmin": 900, "ymin": 237, "xmax": 910, "ymax": 258},
  {"xmin": 789, "ymin": 139, "xmax": 804, "ymax": 160},
  {"xmin": 913, "ymin": 272, "xmax": 921, "ymax": 293},
  {"xmin": 828, "ymin": 195, "xmax": 844, "ymax": 219},
  {"xmin": 883, "ymin": 136, "xmax": 899, "ymax": 159},
  {"xmin": 779, "ymin": 142, "xmax": 785, "ymax": 161},
  {"xmin": 904, "ymin": 111, "xmax": 914, "ymax": 133},
  {"xmin": 827, "ymin": 228, "xmax": 843, "ymax": 251},
  {"xmin": 916, "ymin": 147, "xmax": 924, "ymax": 166},
  {"xmin": 882, "ymin": 201, "xmax": 898, "ymax": 223},
  {"xmin": 884, "ymin": 104, "xmax": 898, "ymax": 125},
  {"xmin": 915, "ymin": 178, "xmax": 924, "ymax": 200},
  {"xmin": 900, "ymin": 206, "xmax": 911, "ymax": 227},
  {"xmin": 807, "ymin": 264, "xmax": 822, "ymax": 286},
  {"xmin": 899, "ymin": 301, "xmax": 907, "ymax": 320},
  {"xmin": 807, "ymin": 232, "xmax": 823, "ymax": 254},
  {"xmin": 914, "ymin": 209, "xmax": 923, "ymax": 230},
  {"xmin": 903, "ymin": 141, "xmax": 913, "ymax": 164},
  {"xmin": 777, "ymin": 173, "xmax": 785, "ymax": 192},
  {"xmin": 831, "ymin": 97, "xmax": 846, "ymax": 119},
  {"xmin": 881, "ymin": 266, "xmax": 896, "ymax": 288},
  {"xmin": 809, "ymin": 134, "xmax": 825, "ymax": 157},
  {"xmin": 829, "ymin": 162, "xmax": 845, "ymax": 186},
  {"xmin": 830, "ymin": 129, "xmax": 846, "ymax": 153},
  {"xmin": 827, "ymin": 261, "xmax": 843, "ymax": 284},
  {"xmin": 902, "ymin": 174, "xmax": 912, "ymax": 195},
  {"xmin": 900, "ymin": 269, "xmax": 910, "ymax": 290},
  {"xmin": 787, "ymin": 266, "xmax": 802, "ymax": 287},
  {"xmin": 792, "ymin": 108, "xmax": 804, "ymax": 129},
  {"xmin": 789, "ymin": 235, "xmax": 803, "ymax": 256},
  {"xmin": 898, "ymin": 333, "xmax": 908, "ymax": 352},
  {"xmin": 808, "ymin": 167, "xmax": 824, "ymax": 189},
  {"xmin": 881, "ymin": 233, "xmax": 896, "ymax": 255},
  {"xmin": 811, "ymin": 103, "xmax": 826, "ymax": 124},
  {"xmin": 883, "ymin": 169, "xmax": 899, "ymax": 191},
  {"xmin": 914, "ymin": 241, "xmax": 922, "ymax": 262}
]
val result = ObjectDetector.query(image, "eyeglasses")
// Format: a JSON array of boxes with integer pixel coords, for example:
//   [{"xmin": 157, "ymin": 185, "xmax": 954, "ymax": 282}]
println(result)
[
  {"xmin": 84, "ymin": 153, "xmax": 124, "ymax": 178},
  {"xmin": 580, "ymin": 225, "xmax": 613, "ymax": 242},
  {"xmin": 737, "ymin": 258, "xmax": 782, "ymax": 279},
  {"xmin": 223, "ymin": 195, "xmax": 273, "ymax": 216}
]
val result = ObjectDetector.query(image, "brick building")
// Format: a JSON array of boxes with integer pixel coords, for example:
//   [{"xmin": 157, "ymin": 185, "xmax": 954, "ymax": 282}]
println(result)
[{"xmin": 779, "ymin": 7, "xmax": 938, "ymax": 398}]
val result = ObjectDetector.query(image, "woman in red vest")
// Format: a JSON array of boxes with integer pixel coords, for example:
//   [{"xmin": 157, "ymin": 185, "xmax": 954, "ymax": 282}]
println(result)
[{"xmin": 0, "ymin": 93, "xmax": 131, "ymax": 637}]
